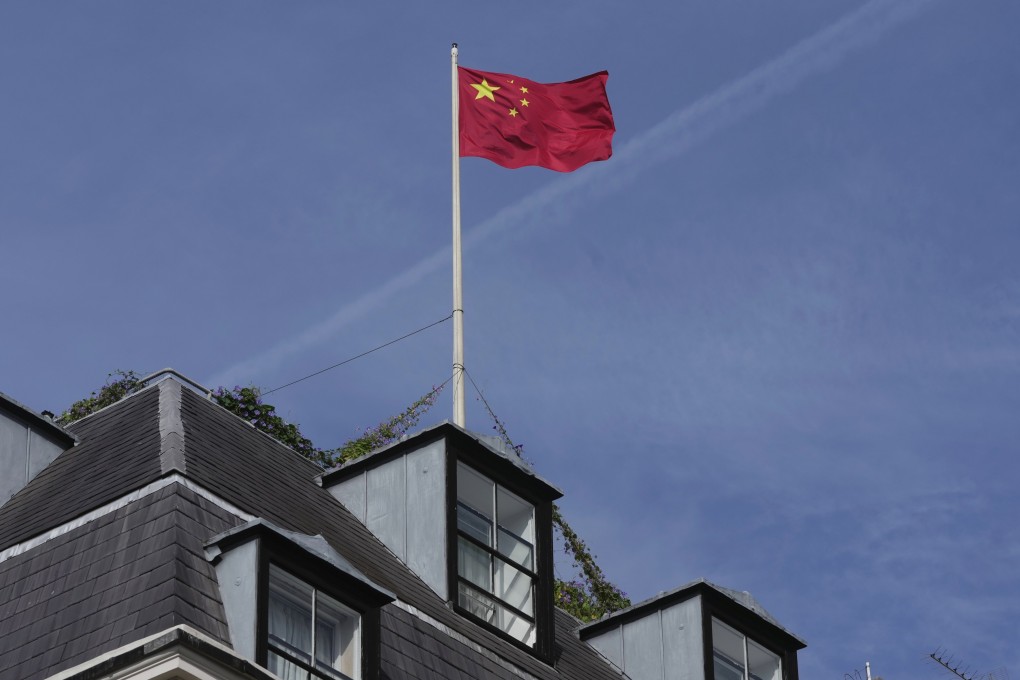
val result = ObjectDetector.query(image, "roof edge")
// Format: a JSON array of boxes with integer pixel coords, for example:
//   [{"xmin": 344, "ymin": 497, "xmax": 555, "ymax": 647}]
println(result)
[
  {"xmin": 205, "ymin": 518, "xmax": 396, "ymax": 603},
  {"xmin": 579, "ymin": 579, "xmax": 807, "ymax": 648},
  {"xmin": 46, "ymin": 624, "xmax": 277, "ymax": 680},
  {"xmin": 0, "ymin": 391, "xmax": 78, "ymax": 447},
  {"xmin": 320, "ymin": 421, "xmax": 564, "ymax": 500}
]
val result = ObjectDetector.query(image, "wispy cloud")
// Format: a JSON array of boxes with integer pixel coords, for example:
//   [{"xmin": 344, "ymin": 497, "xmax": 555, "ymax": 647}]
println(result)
[{"xmin": 207, "ymin": 0, "xmax": 939, "ymax": 388}]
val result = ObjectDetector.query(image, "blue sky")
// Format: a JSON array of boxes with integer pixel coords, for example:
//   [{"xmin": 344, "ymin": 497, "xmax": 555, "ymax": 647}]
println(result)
[{"xmin": 3, "ymin": 1, "xmax": 1019, "ymax": 678}]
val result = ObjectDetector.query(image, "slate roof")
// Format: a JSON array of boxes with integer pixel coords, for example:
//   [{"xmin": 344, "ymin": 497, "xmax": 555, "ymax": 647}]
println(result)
[
  {"xmin": 0, "ymin": 482, "xmax": 240, "ymax": 678},
  {"xmin": 0, "ymin": 375, "xmax": 625, "ymax": 680},
  {"xmin": 0, "ymin": 385, "xmax": 163, "ymax": 550}
]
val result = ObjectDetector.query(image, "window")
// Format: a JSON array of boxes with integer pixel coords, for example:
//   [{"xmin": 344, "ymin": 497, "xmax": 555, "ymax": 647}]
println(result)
[
  {"xmin": 712, "ymin": 618, "xmax": 782, "ymax": 680},
  {"xmin": 455, "ymin": 462, "xmax": 537, "ymax": 646},
  {"xmin": 268, "ymin": 564, "xmax": 361, "ymax": 680}
]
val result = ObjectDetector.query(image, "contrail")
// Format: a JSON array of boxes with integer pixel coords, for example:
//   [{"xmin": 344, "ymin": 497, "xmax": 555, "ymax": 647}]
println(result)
[{"xmin": 207, "ymin": 0, "xmax": 937, "ymax": 388}]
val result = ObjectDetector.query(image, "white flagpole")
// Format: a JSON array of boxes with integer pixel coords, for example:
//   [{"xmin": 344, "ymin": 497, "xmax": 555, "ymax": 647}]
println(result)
[{"xmin": 451, "ymin": 43, "xmax": 466, "ymax": 427}]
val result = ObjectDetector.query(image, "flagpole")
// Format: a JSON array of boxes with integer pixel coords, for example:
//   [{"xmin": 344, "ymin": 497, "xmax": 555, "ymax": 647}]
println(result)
[{"xmin": 451, "ymin": 43, "xmax": 466, "ymax": 428}]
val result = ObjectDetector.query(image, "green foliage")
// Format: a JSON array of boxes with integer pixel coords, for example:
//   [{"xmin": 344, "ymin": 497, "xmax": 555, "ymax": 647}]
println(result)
[
  {"xmin": 58, "ymin": 370, "xmax": 142, "ymax": 424},
  {"xmin": 553, "ymin": 505, "xmax": 631, "ymax": 621},
  {"xmin": 318, "ymin": 387, "xmax": 443, "ymax": 467},
  {"xmin": 211, "ymin": 386, "xmax": 318, "ymax": 460}
]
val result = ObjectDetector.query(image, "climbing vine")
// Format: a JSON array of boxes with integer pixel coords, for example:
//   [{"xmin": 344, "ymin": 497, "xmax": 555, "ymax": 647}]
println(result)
[
  {"xmin": 483, "ymin": 413, "xmax": 631, "ymax": 621},
  {"xmin": 58, "ymin": 370, "xmax": 143, "ymax": 424}
]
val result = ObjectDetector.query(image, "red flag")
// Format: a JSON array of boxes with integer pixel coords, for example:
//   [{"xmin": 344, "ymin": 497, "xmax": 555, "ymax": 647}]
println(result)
[{"xmin": 458, "ymin": 66, "xmax": 615, "ymax": 172}]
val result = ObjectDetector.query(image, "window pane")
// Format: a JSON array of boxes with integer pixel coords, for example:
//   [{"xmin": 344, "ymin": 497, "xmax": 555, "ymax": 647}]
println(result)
[
  {"xmin": 457, "ymin": 464, "xmax": 494, "ymax": 544},
  {"xmin": 269, "ymin": 651, "xmax": 310, "ymax": 680},
  {"xmin": 496, "ymin": 487, "xmax": 534, "ymax": 570},
  {"xmin": 494, "ymin": 555, "xmax": 533, "ymax": 617},
  {"xmin": 458, "ymin": 581, "xmax": 496, "ymax": 623},
  {"xmin": 713, "ymin": 619, "xmax": 747, "ymax": 680},
  {"xmin": 494, "ymin": 600, "xmax": 536, "ymax": 647},
  {"xmin": 457, "ymin": 502, "xmax": 493, "ymax": 546},
  {"xmin": 269, "ymin": 566, "xmax": 314, "ymax": 662},
  {"xmin": 496, "ymin": 526, "xmax": 533, "ymax": 572},
  {"xmin": 458, "ymin": 537, "xmax": 492, "ymax": 591},
  {"xmin": 747, "ymin": 639, "xmax": 781, "ymax": 680},
  {"xmin": 316, "ymin": 591, "xmax": 360, "ymax": 680}
]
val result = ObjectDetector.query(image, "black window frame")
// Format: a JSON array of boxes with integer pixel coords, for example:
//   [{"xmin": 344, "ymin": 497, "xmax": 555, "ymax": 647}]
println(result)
[
  {"xmin": 446, "ymin": 447, "xmax": 556, "ymax": 661},
  {"xmin": 254, "ymin": 532, "xmax": 387, "ymax": 680},
  {"xmin": 702, "ymin": 594, "xmax": 800, "ymax": 680}
]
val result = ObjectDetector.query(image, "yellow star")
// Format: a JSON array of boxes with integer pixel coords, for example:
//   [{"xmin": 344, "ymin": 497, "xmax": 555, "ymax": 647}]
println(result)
[
  {"xmin": 520, "ymin": 98, "xmax": 530, "ymax": 107},
  {"xmin": 508, "ymin": 107, "xmax": 519, "ymax": 118},
  {"xmin": 520, "ymin": 86, "xmax": 529, "ymax": 94},
  {"xmin": 471, "ymin": 79, "xmax": 500, "ymax": 101}
]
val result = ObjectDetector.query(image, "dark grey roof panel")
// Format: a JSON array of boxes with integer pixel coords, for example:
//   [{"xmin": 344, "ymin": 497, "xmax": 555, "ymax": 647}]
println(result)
[
  {"xmin": 382, "ymin": 606, "xmax": 517, "ymax": 680},
  {"xmin": 0, "ymin": 482, "xmax": 243, "ymax": 680},
  {"xmin": 0, "ymin": 386, "xmax": 163, "ymax": 551}
]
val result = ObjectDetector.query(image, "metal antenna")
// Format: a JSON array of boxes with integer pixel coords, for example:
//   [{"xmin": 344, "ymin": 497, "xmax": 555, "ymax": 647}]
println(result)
[{"xmin": 929, "ymin": 647, "xmax": 991, "ymax": 680}]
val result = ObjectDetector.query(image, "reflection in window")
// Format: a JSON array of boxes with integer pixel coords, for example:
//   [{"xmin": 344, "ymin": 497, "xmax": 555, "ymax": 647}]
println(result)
[
  {"xmin": 456, "ymin": 463, "xmax": 537, "ymax": 646},
  {"xmin": 268, "ymin": 564, "xmax": 360, "ymax": 680},
  {"xmin": 712, "ymin": 618, "xmax": 781, "ymax": 680}
]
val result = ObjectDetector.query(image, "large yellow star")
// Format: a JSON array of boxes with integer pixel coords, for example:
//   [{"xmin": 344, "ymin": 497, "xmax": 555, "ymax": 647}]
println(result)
[{"xmin": 471, "ymin": 79, "xmax": 500, "ymax": 101}]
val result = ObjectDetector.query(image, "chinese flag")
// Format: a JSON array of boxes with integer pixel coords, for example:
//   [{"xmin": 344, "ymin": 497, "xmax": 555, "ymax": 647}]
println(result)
[{"xmin": 458, "ymin": 66, "xmax": 615, "ymax": 172}]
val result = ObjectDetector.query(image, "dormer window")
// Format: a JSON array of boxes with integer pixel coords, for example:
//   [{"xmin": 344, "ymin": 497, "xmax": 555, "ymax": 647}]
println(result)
[
  {"xmin": 205, "ymin": 520, "xmax": 394, "ymax": 680},
  {"xmin": 455, "ymin": 462, "xmax": 537, "ymax": 647},
  {"xmin": 712, "ymin": 618, "xmax": 782, "ymax": 680},
  {"xmin": 268, "ymin": 564, "xmax": 361, "ymax": 680}
]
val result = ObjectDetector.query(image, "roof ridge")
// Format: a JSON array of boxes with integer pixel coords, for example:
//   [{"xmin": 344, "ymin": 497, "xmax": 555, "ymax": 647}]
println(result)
[{"xmin": 158, "ymin": 379, "xmax": 186, "ymax": 475}]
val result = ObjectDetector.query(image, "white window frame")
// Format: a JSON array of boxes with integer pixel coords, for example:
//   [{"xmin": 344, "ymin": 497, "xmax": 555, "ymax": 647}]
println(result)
[{"xmin": 267, "ymin": 563, "xmax": 361, "ymax": 680}]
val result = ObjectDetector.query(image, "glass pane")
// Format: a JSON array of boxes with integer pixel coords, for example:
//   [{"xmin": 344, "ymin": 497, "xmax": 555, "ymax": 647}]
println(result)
[
  {"xmin": 457, "ymin": 464, "xmax": 494, "ymax": 545},
  {"xmin": 494, "ymin": 600, "xmax": 536, "ymax": 647},
  {"xmin": 494, "ymin": 555, "xmax": 533, "ymax": 617},
  {"xmin": 496, "ymin": 487, "xmax": 534, "ymax": 570},
  {"xmin": 316, "ymin": 590, "xmax": 360, "ymax": 680},
  {"xmin": 496, "ymin": 526, "xmax": 533, "ymax": 572},
  {"xmin": 457, "ymin": 502, "xmax": 493, "ymax": 545},
  {"xmin": 458, "ymin": 581, "xmax": 496, "ymax": 623},
  {"xmin": 458, "ymin": 537, "xmax": 492, "ymax": 590},
  {"xmin": 269, "ymin": 651, "xmax": 310, "ymax": 680},
  {"xmin": 747, "ymin": 639, "xmax": 781, "ymax": 680},
  {"xmin": 269, "ymin": 565, "xmax": 314, "ymax": 662},
  {"xmin": 713, "ymin": 618, "xmax": 747, "ymax": 680}
]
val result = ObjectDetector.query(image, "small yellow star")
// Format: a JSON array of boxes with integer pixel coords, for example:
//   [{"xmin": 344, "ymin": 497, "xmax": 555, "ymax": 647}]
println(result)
[
  {"xmin": 520, "ymin": 86, "xmax": 529, "ymax": 94},
  {"xmin": 508, "ymin": 107, "xmax": 519, "ymax": 118},
  {"xmin": 471, "ymin": 79, "xmax": 500, "ymax": 101},
  {"xmin": 520, "ymin": 98, "xmax": 530, "ymax": 107}
]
